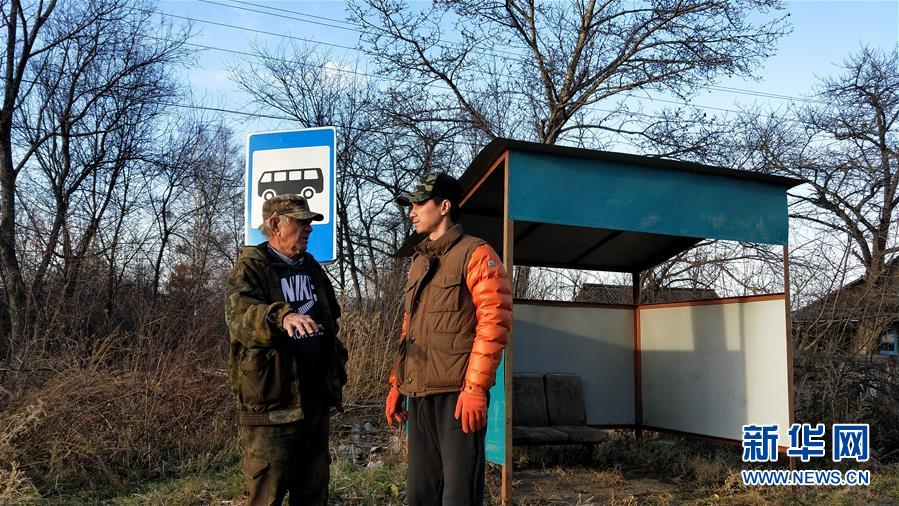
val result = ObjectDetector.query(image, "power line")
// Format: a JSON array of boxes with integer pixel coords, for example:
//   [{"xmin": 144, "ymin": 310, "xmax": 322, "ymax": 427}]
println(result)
[
  {"xmin": 144, "ymin": 34, "xmax": 820, "ymax": 132},
  {"xmin": 8, "ymin": 79, "xmax": 490, "ymax": 148},
  {"xmin": 197, "ymin": 0, "xmax": 359, "ymax": 34},
  {"xmin": 154, "ymin": 9, "xmax": 358, "ymax": 52},
  {"xmin": 154, "ymin": 7, "xmax": 822, "ymax": 122},
  {"xmin": 206, "ymin": 0, "xmax": 528, "ymax": 59},
  {"xmin": 711, "ymin": 85, "xmax": 823, "ymax": 105},
  {"xmin": 14, "ymin": 70, "xmax": 824, "ymax": 164},
  {"xmin": 10, "ymin": 74, "xmax": 653, "ymax": 152},
  {"xmin": 11, "ymin": 61, "xmax": 743, "ymax": 157},
  {"xmin": 223, "ymin": 0, "xmax": 359, "ymax": 28},
  {"xmin": 194, "ymin": 0, "xmax": 822, "ymax": 106},
  {"xmin": 160, "ymin": 33, "xmax": 817, "ymax": 130},
  {"xmin": 157, "ymin": 100, "xmax": 655, "ymax": 151},
  {"xmin": 168, "ymin": 38, "xmax": 372, "ymax": 80},
  {"xmin": 157, "ymin": 38, "xmax": 694, "ymax": 126},
  {"xmin": 144, "ymin": 30, "xmax": 678, "ymax": 126},
  {"xmin": 20, "ymin": 9, "xmax": 816, "ymax": 144}
]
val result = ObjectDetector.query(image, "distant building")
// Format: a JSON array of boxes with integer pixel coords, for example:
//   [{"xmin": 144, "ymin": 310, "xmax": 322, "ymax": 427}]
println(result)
[
  {"xmin": 793, "ymin": 258, "xmax": 899, "ymax": 356},
  {"xmin": 574, "ymin": 283, "xmax": 718, "ymax": 305}
]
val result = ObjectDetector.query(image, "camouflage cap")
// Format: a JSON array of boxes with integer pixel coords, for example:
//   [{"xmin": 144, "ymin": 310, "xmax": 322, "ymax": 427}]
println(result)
[
  {"xmin": 262, "ymin": 194, "xmax": 324, "ymax": 222},
  {"xmin": 396, "ymin": 173, "xmax": 463, "ymax": 206}
]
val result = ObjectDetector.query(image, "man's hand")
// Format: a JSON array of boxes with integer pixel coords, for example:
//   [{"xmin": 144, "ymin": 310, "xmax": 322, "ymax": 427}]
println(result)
[
  {"xmin": 282, "ymin": 313, "xmax": 319, "ymax": 337},
  {"xmin": 454, "ymin": 384, "xmax": 488, "ymax": 433},
  {"xmin": 385, "ymin": 386, "xmax": 407, "ymax": 428}
]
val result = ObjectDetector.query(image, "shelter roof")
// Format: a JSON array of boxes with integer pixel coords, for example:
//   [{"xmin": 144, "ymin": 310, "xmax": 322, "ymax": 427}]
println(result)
[{"xmin": 400, "ymin": 138, "xmax": 802, "ymax": 273}]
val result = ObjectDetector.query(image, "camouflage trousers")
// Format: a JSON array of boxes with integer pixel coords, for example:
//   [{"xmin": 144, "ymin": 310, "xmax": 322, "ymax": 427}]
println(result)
[{"xmin": 240, "ymin": 396, "xmax": 330, "ymax": 506}]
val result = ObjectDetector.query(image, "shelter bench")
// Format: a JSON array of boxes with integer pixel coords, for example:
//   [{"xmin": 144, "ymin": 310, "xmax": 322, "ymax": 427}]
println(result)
[{"xmin": 512, "ymin": 373, "xmax": 607, "ymax": 446}]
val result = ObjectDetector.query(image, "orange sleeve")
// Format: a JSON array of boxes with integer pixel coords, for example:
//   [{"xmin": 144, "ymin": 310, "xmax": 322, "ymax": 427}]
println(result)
[
  {"xmin": 462, "ymin": 244, "xmax": 512, "ymax": 391},
  {"xmin": 388, "ymin": 312, "xmax": 408, "ymax": 388}
]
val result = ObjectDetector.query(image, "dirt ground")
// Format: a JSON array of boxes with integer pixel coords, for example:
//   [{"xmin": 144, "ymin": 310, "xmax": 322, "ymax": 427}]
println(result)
[
  {"xmin": 33, "ymin": 413, "xmax": 891, "ymax": 505},
  {"xmin": 492, "ymin": 434, "xmax": 896, "ymax": 506},
  {"xmin": 512, "ymin": 467, "xmax": 680, "ymax": 505}
]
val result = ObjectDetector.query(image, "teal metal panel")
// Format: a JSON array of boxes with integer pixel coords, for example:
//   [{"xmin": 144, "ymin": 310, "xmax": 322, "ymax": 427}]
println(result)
[
  {"xmin": 507, "ymin": 151, "xmax": 790, "ymax": 245},
  {"xmin": 485, "ymin": 353, "xmax": 506, "ymax": 465}
]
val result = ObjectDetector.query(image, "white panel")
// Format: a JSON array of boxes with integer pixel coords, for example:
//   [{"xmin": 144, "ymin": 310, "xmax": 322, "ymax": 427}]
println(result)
[
  {"xmin": 640, "ymin": 299, "xmax": 791, "ymax": 447},
  {"xmin": 513, "ymin": 303, "xmax": 635, "ymax": 425}
]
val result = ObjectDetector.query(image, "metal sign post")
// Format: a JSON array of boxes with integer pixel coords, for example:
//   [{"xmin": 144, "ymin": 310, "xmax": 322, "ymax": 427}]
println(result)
[{"xmin": 244, "ymin": 127, "xmax": 337, "ymax": 263}]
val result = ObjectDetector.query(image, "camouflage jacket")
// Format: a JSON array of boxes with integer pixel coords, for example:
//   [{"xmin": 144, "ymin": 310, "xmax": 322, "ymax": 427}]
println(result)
[{"xmin": 224, "ymin": 242, "xmax": 347, "ymax": 425}]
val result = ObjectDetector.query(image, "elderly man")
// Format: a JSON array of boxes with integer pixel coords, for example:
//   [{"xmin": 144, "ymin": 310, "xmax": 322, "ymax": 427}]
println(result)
[
  {"xmin": 225, "ymin": 194, "xmax": 347, "ymax": 506},
  {"xmin": 386, "ymin": 173, "xmax": 512, "ymax": 506}
]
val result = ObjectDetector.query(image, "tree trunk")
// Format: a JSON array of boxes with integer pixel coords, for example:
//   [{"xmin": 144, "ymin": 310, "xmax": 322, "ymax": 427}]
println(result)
[{"xmin": 0, "ymin": 122, "xmax": 28, "ymax": 366}]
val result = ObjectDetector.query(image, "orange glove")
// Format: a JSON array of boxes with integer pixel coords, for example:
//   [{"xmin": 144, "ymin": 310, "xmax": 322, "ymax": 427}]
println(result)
[
  {"xmin": 385, "ymin": 386, "xmax": 407, "ymax": 428},
  {"xmin": 454, "ymin": 385, "xmax": 488, "ymax": 433}
]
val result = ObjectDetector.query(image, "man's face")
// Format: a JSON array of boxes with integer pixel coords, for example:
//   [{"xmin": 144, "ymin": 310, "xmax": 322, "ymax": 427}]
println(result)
[
  {"xmin": 409, "ymin": 198, "xmax": 446, "ymax": 235},
  {"xmin": 271, "ymin": 216, "xmax": 313, "ymax": 256}
]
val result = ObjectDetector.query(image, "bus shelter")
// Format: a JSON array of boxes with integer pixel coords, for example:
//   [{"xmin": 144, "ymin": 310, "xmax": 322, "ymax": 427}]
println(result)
[{"xmin": 445, "ymin": 138, "xmax": 802, "ymax": 504}]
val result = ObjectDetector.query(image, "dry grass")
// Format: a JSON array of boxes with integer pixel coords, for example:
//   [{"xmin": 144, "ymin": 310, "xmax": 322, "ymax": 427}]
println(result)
[
  {"xmin": 511, "ymin": 431, "xmax": 899, "ymax": 505},
  {"xmin": 4, "ymin": 286, "xmax": 899, "ymax": 504},
  {"xmin": 0, "ymin": 287, "xmax": 405, "ymax": 500},
  {"xmin": 0, "ymin": 348, "xmax": 236, "ymax": 498},
  {"xmin": 337, "ymin": 296, "xmax": 404, "ymax": 408},
  {"xmin": 0, "ymin": 401, "xmax": 43, "ymax": 503}
]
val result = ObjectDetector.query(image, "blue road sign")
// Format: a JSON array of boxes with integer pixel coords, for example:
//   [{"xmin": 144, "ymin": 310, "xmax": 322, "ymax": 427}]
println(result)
[{"xmin": 245, "ymin": 127, "xmax": 337, "ymax": 263}]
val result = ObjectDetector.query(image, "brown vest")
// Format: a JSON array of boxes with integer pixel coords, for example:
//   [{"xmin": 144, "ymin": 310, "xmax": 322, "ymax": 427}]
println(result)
[{"xmin": 397, "ymin": 225, "xmax": 485, "ymax": 397}]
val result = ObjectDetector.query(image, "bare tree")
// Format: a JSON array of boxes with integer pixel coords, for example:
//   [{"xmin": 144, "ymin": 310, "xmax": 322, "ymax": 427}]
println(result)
[
  {"xmin": 349, "ymin": 0, "xmax": 789, "ymax": 144},
  {"xmin": 741, "ymin": 47, "xmax": 899, "ymax": 353},
  {"xmin": 230, "ymin": 42, "xmax": 471, "ymax": 301},
  {"xmin": 144, "ymin": 118, "xmax": 237, "ymax": 300},
  {"xmin": 165, "ymin": 120, "xmax": 243, "ymax": 300},
  {"xmin": 230, "ymin": 43, "xmax": 379, "ymax": 301},
  {"xmin": 0, "ymin": 0, "xmax": 190, "ymax": 367},
  {"xmin": 0, "ymin": 0, "xmax": 60, "ymax": 368},
  {"xmin": 347, "ymin": 0, "xmax": 789, "ymax": 297}
]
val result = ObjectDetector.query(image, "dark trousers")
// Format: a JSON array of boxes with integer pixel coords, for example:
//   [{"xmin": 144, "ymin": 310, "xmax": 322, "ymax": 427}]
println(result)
[
  {"xmin": 239, "ymin": 396, "xmax": 330, "ymax": 506},
  {"xmin": 407, "ymin": 392, "xmax": 486, "ymax": 506}
]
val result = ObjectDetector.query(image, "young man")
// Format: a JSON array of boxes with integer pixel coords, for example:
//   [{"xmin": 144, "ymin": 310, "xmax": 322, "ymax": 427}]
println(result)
[
  {"xmin": 387, "ymin": 173, "xmax": 512, "ymax": 506},
  {"xmin": 225, "ymin": 194, "xmax": 347, "ymax": 505}
]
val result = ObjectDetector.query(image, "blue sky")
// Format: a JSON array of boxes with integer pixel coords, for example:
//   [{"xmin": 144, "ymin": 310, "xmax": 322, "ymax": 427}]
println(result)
[
  {"xmin": 719, "ymin": 1, "xmax": 898, "ymax": 99},
  {"xmin": 157, "ymin": 0, "xmax": 899, "ymax": 140}
]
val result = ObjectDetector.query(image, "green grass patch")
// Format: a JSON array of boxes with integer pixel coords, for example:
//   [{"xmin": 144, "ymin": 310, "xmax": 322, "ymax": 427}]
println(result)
[
  {"xmin": 329, "ymin": 459, "xmax": 406, "ymax": 505},
  {"xmin": 39, "ymin": 467, "xmax": 244, "ymax": 506},
  {"xmin": 42, "ymin": 459, "xmax": 407, "ymax": 505}
]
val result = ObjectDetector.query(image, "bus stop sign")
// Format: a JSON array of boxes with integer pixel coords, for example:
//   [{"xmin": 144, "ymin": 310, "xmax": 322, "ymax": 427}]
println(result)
[{"xmin": 245, "ymin": 127, "xmax": 337, "ymax": 263}]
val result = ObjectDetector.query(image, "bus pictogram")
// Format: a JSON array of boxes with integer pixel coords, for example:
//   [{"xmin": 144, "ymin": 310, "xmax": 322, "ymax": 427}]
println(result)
[{"xmin": 257, "ymin": 167, "xmax": 324, "ymax": 200}]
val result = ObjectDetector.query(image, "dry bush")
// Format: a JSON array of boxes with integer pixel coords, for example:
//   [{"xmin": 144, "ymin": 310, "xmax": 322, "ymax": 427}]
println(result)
[
  {"xmin": 0, "ymin": 346, "xmax": 235, "ymax": 495},
  {"xmin": 0, "ymin": 293, "xmax": 402, "ymax": 497},
  {"xmin": 794, "ymin": 352, "xmax": 899, "ymax": 461},
  {"xmin": 0, "ymin": 401, "xmax": 42, "ymax": 502},
  {"xmin": 0, "ymin": 255, "xmax": 408, "ymax": 497},
  {"xmin": 679, "ymin": 453, "xmax": 732, "ymax": 490},
  {"xmin": 338, "ymin": 295, "xmax": 404, "ymax": 408}
]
